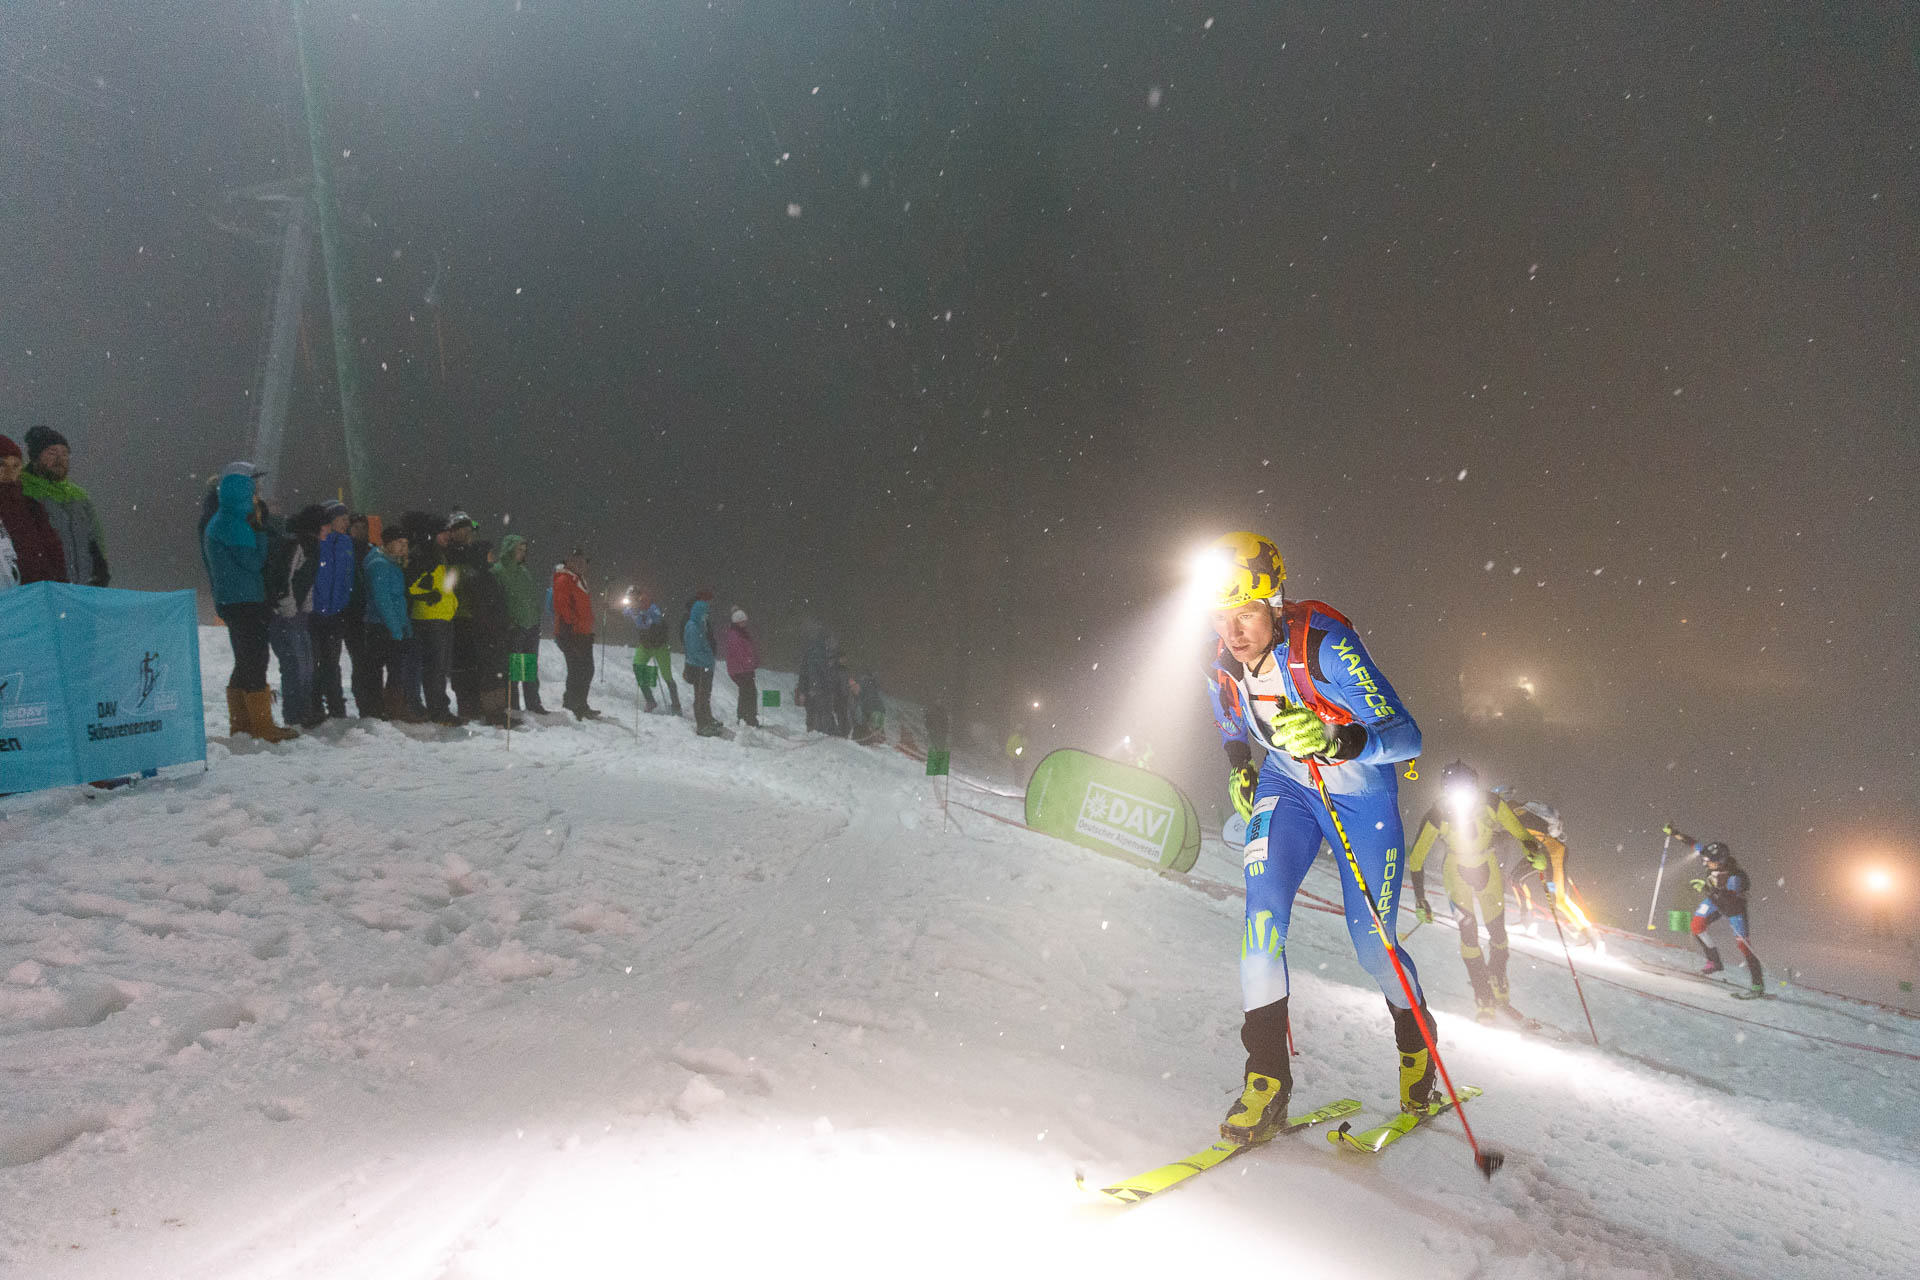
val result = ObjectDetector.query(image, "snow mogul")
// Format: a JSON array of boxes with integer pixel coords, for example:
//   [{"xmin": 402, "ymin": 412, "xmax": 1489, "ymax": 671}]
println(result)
[
  {"xmin": 1198, "ymin": 532, "xmax": 1433, "ymax": 1143},
  {"xmin": 1406, "ymin": 762, "xmax": 1549, "ymax": 1024},
  {"xmin": 1665, "ymin": 826, "xmax": 1765, "ymax": 995}
]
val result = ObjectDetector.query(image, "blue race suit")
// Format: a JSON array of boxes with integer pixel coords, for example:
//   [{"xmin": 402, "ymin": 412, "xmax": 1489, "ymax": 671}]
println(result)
[{"xmin": 1207, "ymin": 603, "xmax": 1424, "ymax": 1021}]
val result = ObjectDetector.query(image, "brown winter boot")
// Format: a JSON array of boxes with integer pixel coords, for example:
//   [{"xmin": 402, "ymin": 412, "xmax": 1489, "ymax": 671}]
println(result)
[
  {"xmin": 242, "ymin": 690, "xmax": 300, "ymax": 743},
  {"xmin": 226, "ymin": 687, "xmax": 251, "ymax": 737},
  {"xmin": 384, "ymin": 687, "xmax": 427, "ymax": 724}
]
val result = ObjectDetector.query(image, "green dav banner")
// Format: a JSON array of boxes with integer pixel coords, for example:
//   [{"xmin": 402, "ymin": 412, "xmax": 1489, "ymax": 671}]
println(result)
[
  {"xmin": 761, "ymin": 689, "xmax": 781, "ymax": 708},
  {"xmin": 925, "ymin": 749, "xmax": 950, "ymax": 777},
  {"xmin": 1023, "ymin": 748, "xmax": 1201, "ymax": 874}
]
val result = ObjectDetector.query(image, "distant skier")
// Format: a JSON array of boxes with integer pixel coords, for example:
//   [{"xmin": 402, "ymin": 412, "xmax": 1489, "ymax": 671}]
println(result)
[
  {"xmin": 1496, "ymin": 787, "xmax": 1594, "ymax": 946},
  {"xmin": 619, "ymin": 592, "xmax": 679, "ymax": 716},
  {"xmin": 1197, "ymin": 532, "xmax": 1432, "ymax": 1144},
  {"xmin": 1407, "ymin": 761, "xmax": 1548, "ymax": 1025},
  {"xmin": 1665, "ymin": 826, "xmax": 1765, "ymax": 994}
]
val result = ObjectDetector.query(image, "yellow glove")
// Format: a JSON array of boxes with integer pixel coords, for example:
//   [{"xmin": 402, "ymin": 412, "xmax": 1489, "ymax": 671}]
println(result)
[
  {"xmin": 1270, "ymin": 703, "xmax": 1338, "ymax": 758},
  {"xmin": 1524, "ymin": 839, "xmax": 1548, "ymax": 872},
  {"xmin": 1689, "ymin": 878, "xmax": 1707, "ymax": 893},
  {"xmin": 1229, "ymin": 762, "xmax": 1258, "ymax": 821}
]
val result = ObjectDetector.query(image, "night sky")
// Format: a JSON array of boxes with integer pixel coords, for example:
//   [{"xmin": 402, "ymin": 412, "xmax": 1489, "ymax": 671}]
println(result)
[{"xmin": 3, "ymin": 2, "xmax": 1915, "ymax": 943}]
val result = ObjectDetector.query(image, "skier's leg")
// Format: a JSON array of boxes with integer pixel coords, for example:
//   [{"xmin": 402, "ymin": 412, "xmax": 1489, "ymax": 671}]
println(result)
[
  {"xmin": 1237, "ymin": 778, "xmax": 1323, "ymax": 1062},
  {"xmin": 1222, "ymin": 775, "xmax": 1321, "ymax": 1143},
  {"xmin": 1444, "ymin": 859, "xmax": 1495, "ymax": 1010},
  {"xmin": 1728, "ymin": 913, "xmax": 1763, "ymax": 987},
  {"xmin": 1318, "ymin": 784, "xmax": 1423, "ymax": 1009},
  {"xmin": 1691, "ymin": 903, "xmax": 1724, "ymax": 972},
  {"xmin": 1477, "ymin": 859, "xmax": 1512, "ymax": 1006}
]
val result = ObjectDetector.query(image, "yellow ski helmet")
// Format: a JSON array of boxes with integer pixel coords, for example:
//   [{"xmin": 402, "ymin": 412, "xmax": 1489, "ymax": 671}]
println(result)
[{"xmin": 1199, "ymin": 532, "xmax": 1286, "ymax": 610}]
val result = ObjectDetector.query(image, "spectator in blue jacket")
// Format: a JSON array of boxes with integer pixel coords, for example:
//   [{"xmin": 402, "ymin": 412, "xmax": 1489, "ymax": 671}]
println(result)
[
  {"xmin": 203, "ymin": 464, "xmax": 297, "ymax": 743},
  {"xmin": 360, "ymin": 527, "xmax": 423, "ymax": 722},
  {"xmin": 307, "ymin": 500, "xmax": 356, "ymax": 721},
  {"xmin": 682, "ymin": 589, "xmax": 722, "ymax": 737}
]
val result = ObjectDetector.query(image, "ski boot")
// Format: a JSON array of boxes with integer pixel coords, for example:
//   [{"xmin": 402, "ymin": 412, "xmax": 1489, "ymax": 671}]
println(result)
[
  {"xmin": 1220, "ymin": 1072, "xmax": 1291, "ymax": 1146},
  {"xmin": 1398, "ymin": 1049, "xmax": 1438, "ymax": 1115},
  {"xmin": 1474, "ymin": 998, "xmax": 1498, "ymax": 1026},
  {"xmin": 1700, "ymin": 950, "xmax": 1724, "ymax": 977}
]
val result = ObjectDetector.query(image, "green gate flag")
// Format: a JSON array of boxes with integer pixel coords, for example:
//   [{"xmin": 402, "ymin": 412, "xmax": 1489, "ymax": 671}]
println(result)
[
  {"xmin": 1023, "ymin": 748, "xmax": 1201, "ymax": 873},
  {"xmin": 925, "ymin": 749, "xmax": 951, "ymax": 777},
  {"xmin": 762, "ymin": 689, "xmax": 781, "ymax": 708}
]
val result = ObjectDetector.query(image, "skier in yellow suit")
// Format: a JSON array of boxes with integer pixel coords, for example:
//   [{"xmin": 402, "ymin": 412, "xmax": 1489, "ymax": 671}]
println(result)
[{"xmin": 1407, "ymin": 760, "xmax": 1547, "ymax": 1024}]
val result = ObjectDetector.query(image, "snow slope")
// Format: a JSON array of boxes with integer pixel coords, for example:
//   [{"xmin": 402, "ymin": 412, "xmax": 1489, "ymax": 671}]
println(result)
[{"xmin": 1, "ymin": 630, "xmax": 1916, "ymax": 1279}]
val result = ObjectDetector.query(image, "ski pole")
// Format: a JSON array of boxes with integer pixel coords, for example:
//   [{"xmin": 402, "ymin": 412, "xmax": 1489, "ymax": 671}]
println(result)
[
  {"xmin": 1306, "ymin": 756, "xmax": 1504, "ymax": 1179},
  {"xmin": 1547, "ymin": 890, "xmax": 1600, "ymax": 1047},
  {"xmin": 1646, "ymin": 833, "xmax": 1671, "ymax": 931}
]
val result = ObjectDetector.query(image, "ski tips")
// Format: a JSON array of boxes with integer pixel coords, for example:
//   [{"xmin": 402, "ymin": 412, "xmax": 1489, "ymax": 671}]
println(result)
[{"xmin": 1476, "ymin": 1149, "xmax": 1506, "ymax": 1179}]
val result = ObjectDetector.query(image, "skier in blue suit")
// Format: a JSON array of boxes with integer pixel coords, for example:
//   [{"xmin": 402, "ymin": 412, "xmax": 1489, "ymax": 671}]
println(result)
[{"xmin": 1198, "ymin": 532, "xmax": 1432, "ymax": 1144}]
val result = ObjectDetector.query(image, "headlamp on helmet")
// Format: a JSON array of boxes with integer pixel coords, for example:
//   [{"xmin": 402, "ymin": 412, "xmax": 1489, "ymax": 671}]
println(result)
[{"xmin": 1197, "ymin": 532, "xmax": 1286, "ymax": 611}]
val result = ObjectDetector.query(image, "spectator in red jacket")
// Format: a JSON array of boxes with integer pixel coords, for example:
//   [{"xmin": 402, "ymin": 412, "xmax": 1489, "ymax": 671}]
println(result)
[
  {"xmin": 551, "ymin": 549, "xmax": 601, "ymax": 720},
  {"xmin": 723, "ymin": 606, "xmax": 761, "ymax": 728},
  {"xmin": 0, "ymin": 434, "xmax": 68, "ymax": 589}
]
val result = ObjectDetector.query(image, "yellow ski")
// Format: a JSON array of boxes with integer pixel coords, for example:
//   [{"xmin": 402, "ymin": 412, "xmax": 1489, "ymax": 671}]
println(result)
[
  {"xmin": 1082, "ymin": 1098, "xmax": 1361, "ymax": 1205},
  {"xmin": 1328, "ymin": 1086, "xmax": 1482, "ymax": 1154}
]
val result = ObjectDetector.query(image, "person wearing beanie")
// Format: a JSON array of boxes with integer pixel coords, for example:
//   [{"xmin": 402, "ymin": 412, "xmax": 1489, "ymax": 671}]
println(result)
[
  {"xmin": 342, "ymin": 513, "xmax": 378, "ymax": 716},
  {"xmin": 20, "ymin": 425, "xmax": 109, "ymax": 587},
  {"xmin": 401, "ymin": 510, "xmax": 460, "ymax": 725},
  {"xmin": 0, "ymin": 435, "xmax": 68, "ymax": 590},
  {"xmin": 723, "ymin": 606, "xmax": 760, "ymax": 728},
  {"xmin": 308, "ymin": 499, "xmax": 358, "ymax": 720}
]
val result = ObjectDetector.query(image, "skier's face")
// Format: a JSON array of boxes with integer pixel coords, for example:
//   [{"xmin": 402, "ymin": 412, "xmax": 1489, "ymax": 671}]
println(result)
[
  {"xmin": 1211, "ymin": 602, "xmax": 1276, "ymax": 665},
  {"xmin": 0, "ymin": 454, "xmax": 19, "ymax": 484}
]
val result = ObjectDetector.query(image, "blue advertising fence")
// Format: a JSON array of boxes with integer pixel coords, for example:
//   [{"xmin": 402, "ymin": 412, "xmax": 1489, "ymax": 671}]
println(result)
[{"xmin": 0, "ymin": 583, "xmax": 206, "ymax": 793}]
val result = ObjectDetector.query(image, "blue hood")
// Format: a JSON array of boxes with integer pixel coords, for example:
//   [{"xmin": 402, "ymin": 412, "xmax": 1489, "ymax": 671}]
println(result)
[{"xmin": 206, "ymin": 472, "xmax": 258, "ymax": 548}]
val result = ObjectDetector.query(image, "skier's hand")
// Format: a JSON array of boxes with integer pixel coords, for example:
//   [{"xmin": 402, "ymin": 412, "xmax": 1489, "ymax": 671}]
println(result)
[
  {"xmin": 1662, "ymin": 823, "xmax": 1677, "ymax": 837},
  {"xmin": 1229, "ymin": 762, "xmax": 1258, "ymax": 821},
  {"xmin": 1689, "ymin": 877, "xmax": 1707, "ymax": 893},
  {"xmin": 1414, "ymin": 901, "xmax": 1434, "ymax": 924},
  {"xmin": 1269, "ymin": 703, "xmax": 1337, "ymax": 758},
  {"xmin": 1523, "ymin": 839, "xmax": 1548, "ymax": 872}
]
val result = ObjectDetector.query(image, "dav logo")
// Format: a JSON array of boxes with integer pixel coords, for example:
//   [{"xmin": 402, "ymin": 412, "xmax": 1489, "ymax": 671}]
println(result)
[
  {"xmin": 1076, "ymin": 782, "xmax": 1175, "ymax": 859},
  {"xmin": 0, "ymin": 670, "xmax": 51, "ymax": 730}
]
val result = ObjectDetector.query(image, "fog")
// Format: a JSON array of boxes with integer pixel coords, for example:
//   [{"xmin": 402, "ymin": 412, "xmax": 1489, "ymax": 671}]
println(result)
[{"xmin": 4, "ymin": 1, "xmax": 1914, "ymax": 949}]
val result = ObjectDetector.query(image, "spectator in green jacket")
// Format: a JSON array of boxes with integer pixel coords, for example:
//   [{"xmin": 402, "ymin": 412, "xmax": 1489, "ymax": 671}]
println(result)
[
  {"xmin": 492, "ymin": 533, "xmax": 549, "ymax": 714},
  {"xmin": 21, "ymin": 426, "xmax": 109, "ymax": 587}
]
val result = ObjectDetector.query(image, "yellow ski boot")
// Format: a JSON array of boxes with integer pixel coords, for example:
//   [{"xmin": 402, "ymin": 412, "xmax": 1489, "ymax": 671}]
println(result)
[
  {"xmin": 1399, "ymin": 1049, "xmax": 1438, "ymax": 1115},
  {"xmin": 1220, "ymin": 1072, "xmax": 1291, "ymax": 1145}
]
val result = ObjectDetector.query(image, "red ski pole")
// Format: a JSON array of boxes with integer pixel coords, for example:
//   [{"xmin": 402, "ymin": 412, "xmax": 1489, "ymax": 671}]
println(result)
[{"xmin": 1307, "ymin": 758, "xmax": 1504, "ymax": 1178}]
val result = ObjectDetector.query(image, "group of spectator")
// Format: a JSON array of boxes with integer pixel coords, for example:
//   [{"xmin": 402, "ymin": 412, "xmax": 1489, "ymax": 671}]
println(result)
[
  {"xmin": 797, "ymin": 627, "xmax": 888, "ymax": 745},
  {"xmin": 0, "ymin": 426, "xmax": 110, "ymax": 593},
  {"xmin": 195, "ymin": 460, "xmax": 804, "ymax": 746},
  {"xmin": 4, "ymin": 433, "xmax": 888, "ymax": 751}
]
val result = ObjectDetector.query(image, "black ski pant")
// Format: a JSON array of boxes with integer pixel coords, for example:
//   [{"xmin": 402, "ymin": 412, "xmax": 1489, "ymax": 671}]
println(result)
[
  {"xmin": 734, "ymin": 672, "xmax": 759, "ymax": 726},
  {"xmin": 416, "ymin": 620, "xmax": 454, "ymax": 718},
  {"xmin": 556, "ymin": 630, "xmax": 595, "ymax": 711},
  {"xmin": 217, "ymin": 602, "xmax": 271, "ymax": 692},
  {"xmin": 310, "ymin": 612, "xmax": 350, "ymax": 718},
  {"xmin": 344, "ymin": 612, "xmax": 379, "ymax": 716}
]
